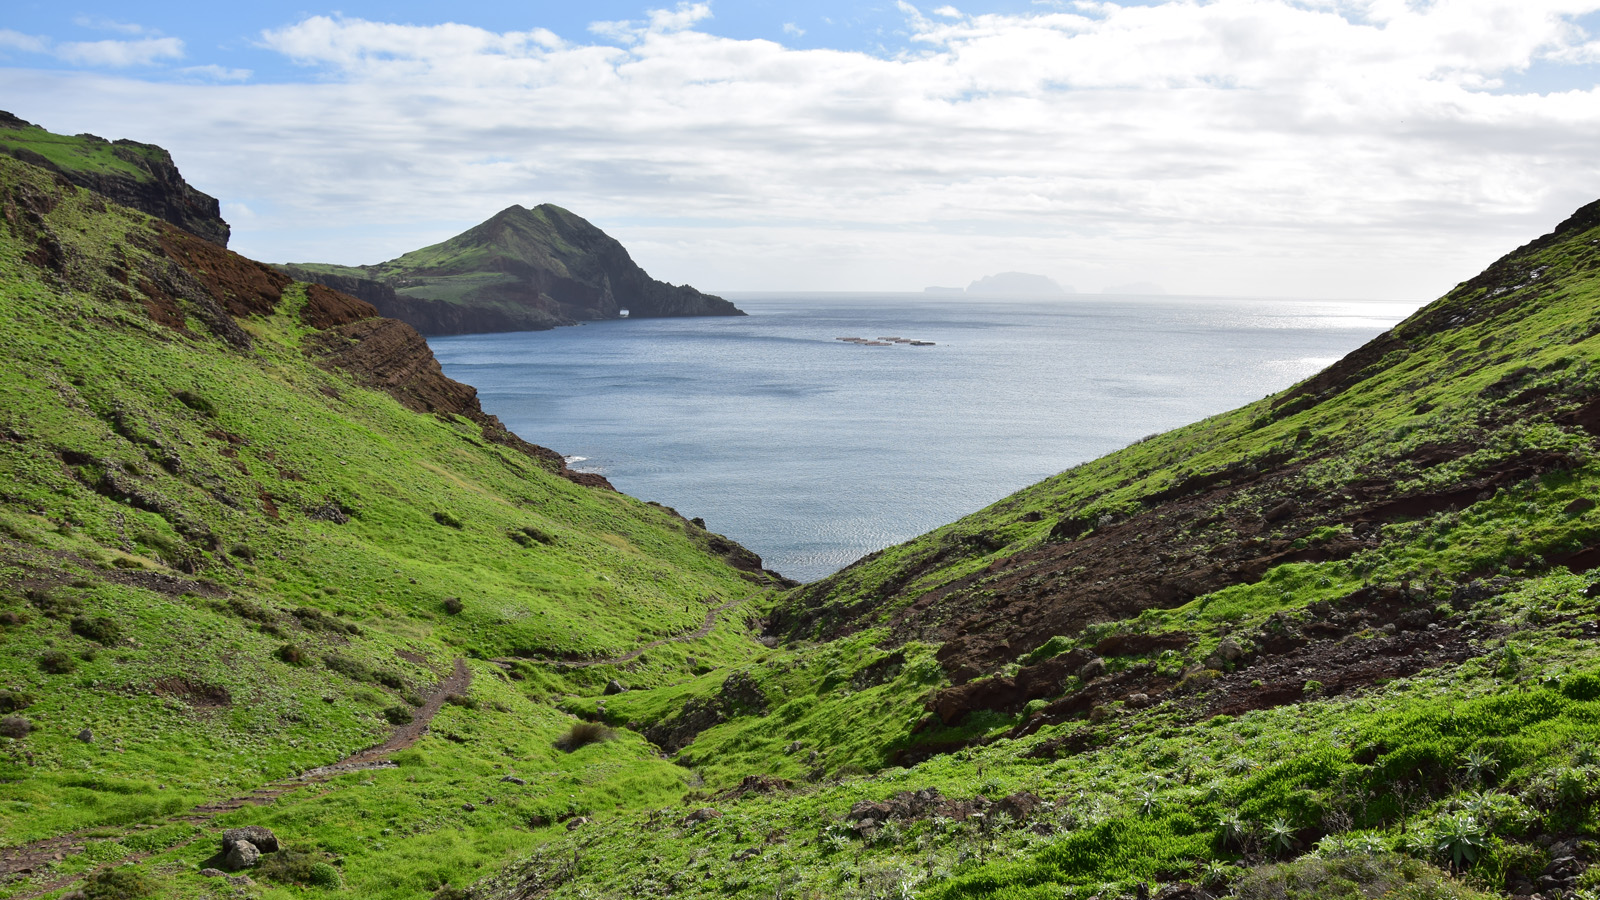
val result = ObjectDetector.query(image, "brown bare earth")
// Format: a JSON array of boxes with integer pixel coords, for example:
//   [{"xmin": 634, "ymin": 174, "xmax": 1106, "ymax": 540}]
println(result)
[
  {"xmin": 775, "ymin": 428, "xmax": 1588, "ymax": 684},
  {"xmin": 300, "ymin": 282, "xmax": 378, "ymax": 329},
  {"xmin": 154, "ymin": 222, "xmax": 288, "ymax": 319},
  {"xmin": 896, "ymin": 582, "xmax": 1525, "ymax": 766}
]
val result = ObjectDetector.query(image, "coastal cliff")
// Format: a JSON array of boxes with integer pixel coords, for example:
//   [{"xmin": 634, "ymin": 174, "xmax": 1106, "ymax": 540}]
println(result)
[
  {"xmin": 0, "ymin": 110, "xmax": 230, "ymax": 246},
  {"xmin": 284, "ymin": 203, "xmax": 744, "ymax": 336}
]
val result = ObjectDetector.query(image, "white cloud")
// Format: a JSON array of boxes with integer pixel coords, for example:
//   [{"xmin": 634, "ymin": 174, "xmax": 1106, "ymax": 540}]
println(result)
[
  {"xmin": 649, "ymin": 3, "xmax": 713, "ymax": 32},
  {"xmin": 933, "ymin": 6, "xmax": 964, "ymax": 17},
  {"xmin": 179, "ymin": 64, "xmax": 252, "ymax": 82},
  {"xmin": 0, "ymin": 30, "xmax": 50, "ymax": 55},
  {"xmin": 0, "ymin": 29, "xmax": 183, "ymax": 67},
  {"xmin": 265, "ymin": 16, "xmax": 563, "ymax": 69},
  {"xmin": 783, "ymin": 22, "xmax": 806, "ymax": 37},
  {"xmin": 54, "ymin": 37, "xmax": 183, "ymax": 67},
  {"xmin": 71, "ymin": 16, "xmax": 152, "ymax": 36},
  {"xmin": 591, "ymin": 3, "xmax": 713, "ymax": 43},
  {"xmin": 6, "ymin": 1, "xmax": 1600, "ymax": 299}
]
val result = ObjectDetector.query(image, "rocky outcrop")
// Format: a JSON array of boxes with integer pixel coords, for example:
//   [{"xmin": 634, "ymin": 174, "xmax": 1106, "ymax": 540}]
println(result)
[
  {"xmin": 222, "ymin": 826, "xmax": 279, "ymax": 855},
  {"xmin": 640, "ymin": 671, "xmax": 768, "ymax": 753},
  {"xmin": 284, "ymin": 204, "xmax": 744, "ymax": 336},
  {"xmin": 0, "ymin": 111, "xmax": 229, "ymax": 246}
]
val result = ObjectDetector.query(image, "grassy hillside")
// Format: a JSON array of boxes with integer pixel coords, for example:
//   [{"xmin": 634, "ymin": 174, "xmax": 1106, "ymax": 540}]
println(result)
[
  {"xmin": 373, "ymin": 205, "xmax": 589, "ymax": 280},
  {"xmin": 0, "ymin": 117, "xmax": 165, "ymax": 182},
  {"xmin": 455, "ymin": 204, "xmax": 1600, "ymax": 898},
  {"xmin": 0, "ymin": 153, "xmax": 776, "ymax": 899},
  {"xmin": 10, "ymin": 121, "xmax": 1600, "ymax": 900}
]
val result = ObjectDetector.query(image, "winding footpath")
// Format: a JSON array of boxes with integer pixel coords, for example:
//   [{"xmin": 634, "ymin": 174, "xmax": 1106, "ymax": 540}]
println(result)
[
  {"xmin": 0, "ymin": 658, "xmax": 471, "ymax": 899},
  {"xmin": 1, "ymin": 591, "xmax": 766, "ymax": 896},
  {"xmin": 493, "ymin": 589, "xmax": 765, "ymax": 669}
]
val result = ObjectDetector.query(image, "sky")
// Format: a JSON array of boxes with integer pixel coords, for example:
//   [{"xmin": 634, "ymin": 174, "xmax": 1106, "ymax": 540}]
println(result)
[{"xmin": 3, "ymin": 1, "xmax": 1600, "ymax": 298}]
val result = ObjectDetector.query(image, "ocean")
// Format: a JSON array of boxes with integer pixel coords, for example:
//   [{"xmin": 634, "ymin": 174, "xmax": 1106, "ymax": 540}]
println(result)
[{"xmin": 429, "ymin": 293, "xmax": 1420, "ymax": 582}]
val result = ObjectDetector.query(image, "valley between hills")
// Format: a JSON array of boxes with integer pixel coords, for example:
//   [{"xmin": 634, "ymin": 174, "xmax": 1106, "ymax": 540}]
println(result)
[{"xmin": 5, "ymin": 112, "xmax": 1600, "ymax": 900}]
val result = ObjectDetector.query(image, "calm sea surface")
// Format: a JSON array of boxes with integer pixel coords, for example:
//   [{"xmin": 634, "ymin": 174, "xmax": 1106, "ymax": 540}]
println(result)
[{"xmin": 430, "ymin": 293, "xmax": 1420, "ymax": 582}]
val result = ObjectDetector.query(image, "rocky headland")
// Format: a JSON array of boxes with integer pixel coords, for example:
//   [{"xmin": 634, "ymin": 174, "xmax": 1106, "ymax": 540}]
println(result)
[
  {"xmin": 0, "ymin": 110, "xmax": 229, "ymax": 246},
  {"xmin": 283, "ymin": 203, "xmax": 744, "ymax": 336}
]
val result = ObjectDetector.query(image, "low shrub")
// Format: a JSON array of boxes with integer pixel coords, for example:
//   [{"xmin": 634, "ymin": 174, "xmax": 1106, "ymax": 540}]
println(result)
[
  {"xmin": 323, "ymin": 654, "xmax": 372, "ymax": 681},
  {"xmin": 293, "ymin": 606, "xmax": 360, "ymax": 635},
  {"xmin": 258, "ymin": 849, "xmax": 336, "ymax": 886},
  {"xmin": 308, "ymin": 862, "xmax": 341, "ymax": 888},
  {"xmin": 383, "ymin": 705, "xmax": 414, "ymax": 725},
  {"xmin": 70, "ymin": 614, "xmax": 123, "ymax": 646},
  {"xmin": 433, "ymin": 511, "xmax": 464, "ymax": 529},
  {"xmin": 275, "ymin": 644, "xmax": 309, "ymax": 666},
  {"xmin": 0, "ymin": 715, "xmax": 31, "ymax": 739},
  {"xmin": 1233, "ymin": 852, "xmax": 1493, "ymax": 900},
  {"xmin": 37, "ymin": 649, "xmax": 75, "ymax": 674},
  {"xmin": 1562, "ymin": 672, "xmax": 1600, "ymax": 701},
  {"xmin": 0, "ymin": 689, "xmax": 34, "ymax": 713},
  {"xmin": 508, "ymin": 526, "xmax": 554, "ymax": 547},
  {"xmin": 80, "ymin": 864, "xmax": 157, "ymax": 899},
  {"xmin": 224, "ymin": 598, "xmax": 276, "ymax": 623},
  {"xmin": 444, "ymin": 693, "xmax": 479, "ymax": 709},
  {"xmin": 375, "ymin": 670, "xmax": 405, "ymax": 689},
  {"xmin": 555, "ymin": 721, "xmax": 614, "ymax": 752},
  {"xmin": 173, "ymin": 390, "xmax": 216, "ymax": 416},
  {"xmin": 442, "ymin": 597, "xmax": 464, "ymax": 615},
  {"xmin": 28, "ymin": 589, "xmax": 81, "ymax": 620}
]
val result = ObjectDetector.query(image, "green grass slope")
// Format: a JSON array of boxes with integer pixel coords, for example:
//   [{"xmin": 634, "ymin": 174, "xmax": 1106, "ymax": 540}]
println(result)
[
  {"xmin": 374, "ymin": 205, "xmax": 591, "ymax": 280},
  {"xmin": 0, "ymin": 153, "xmax": 776, "ymax": 898},
  {"xmin": 460, "ymin": 202, "xmax": 1600, "ymax": 898},
  {"xmin": 0, "ymin": 116, "xmax": 163, "ymax": 182}
]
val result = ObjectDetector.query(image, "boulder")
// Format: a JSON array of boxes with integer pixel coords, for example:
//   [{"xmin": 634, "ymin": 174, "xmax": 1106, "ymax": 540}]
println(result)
[
  {"xmin": 75, "ymin": 729, "xmax": 93, "ymax": 743},
  {"xmin": 222, "ymin": 825, "xmax": 279, "ymax": 854},
  {"xmin": 603, "ymin": 679, "xmax": 627, "ymax": 695},
  {"xmin": 1078, "ymin": 657, "xmax": 1107, "ymax": 680},
  {"xmin": 199, "ymin": 868, "xmax": 226, "ymax": 878},
  {"xmin": 683, "ymin": 807, "xmax": 722, "ymax": 824},
  {"xmin": 224, "ymin": 840, "xmax": 260, "ymax": 871},
  {"xmin": 500, "ymin": 775, "xmax": 527, "ymax": 785}
]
